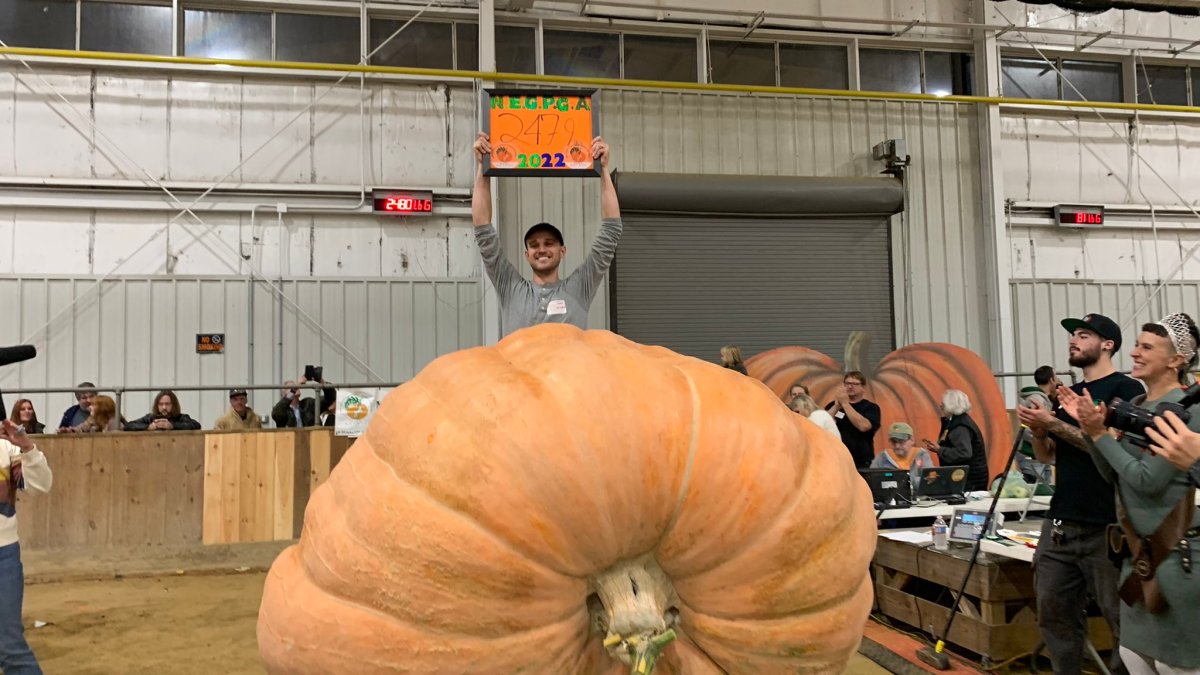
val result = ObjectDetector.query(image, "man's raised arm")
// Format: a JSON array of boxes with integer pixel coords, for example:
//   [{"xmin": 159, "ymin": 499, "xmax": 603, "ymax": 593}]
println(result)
[
  {"xmin": 472, "ymin": 131, "xmax": 493, "ymax": 227},
  {"xmin": 471, "ymin": 132, "xmax": 521, "ymax": 297}
]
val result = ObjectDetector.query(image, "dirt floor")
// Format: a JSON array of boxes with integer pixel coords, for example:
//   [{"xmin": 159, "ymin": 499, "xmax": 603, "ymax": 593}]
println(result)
[{"xmin": 21, "ymin": 571, "xmax": 891, "ymax": 675}]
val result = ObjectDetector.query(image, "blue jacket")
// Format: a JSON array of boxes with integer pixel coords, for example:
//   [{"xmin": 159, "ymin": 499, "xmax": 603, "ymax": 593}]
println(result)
[{"xmin": 58, "ymin": 404, "xmax": 85, "ymax": 430}]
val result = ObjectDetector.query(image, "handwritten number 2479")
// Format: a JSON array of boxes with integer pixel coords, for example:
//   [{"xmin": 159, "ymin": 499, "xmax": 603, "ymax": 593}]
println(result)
[{"xmin": 518, "ymin": 153, "xmax": 565, "ymax": 168}]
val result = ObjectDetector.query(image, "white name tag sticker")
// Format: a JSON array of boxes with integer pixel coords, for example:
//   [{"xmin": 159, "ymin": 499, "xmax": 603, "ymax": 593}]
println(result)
[
  {"xmin": 546, "ymin": 299, "xmax": 567, "ymax": 316},
  {"xmin": 834, "ymin": 411, "xmax": 845, "ymax": 419}
]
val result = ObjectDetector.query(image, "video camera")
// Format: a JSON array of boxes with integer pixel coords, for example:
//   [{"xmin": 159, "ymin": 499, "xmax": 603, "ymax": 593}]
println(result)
[{"xmin": 1105, "ymin": 381, "xmax": 1200, "ymax": 448}]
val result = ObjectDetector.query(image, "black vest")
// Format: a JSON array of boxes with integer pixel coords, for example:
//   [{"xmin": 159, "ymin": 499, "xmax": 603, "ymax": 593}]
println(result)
[{"xmin": 942, "ymin": 413, "xmax": 989, "ymax": 491}]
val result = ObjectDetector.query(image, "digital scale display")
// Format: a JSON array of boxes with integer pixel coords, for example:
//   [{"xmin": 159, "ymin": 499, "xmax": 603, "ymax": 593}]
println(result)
[
  {"xmin": 1054, "ymin": 204, "xmax": 1104, "ymax": 226},
  {"xmin": 373, "ymin": 189, "xmax": 434, "ymax": 215}
]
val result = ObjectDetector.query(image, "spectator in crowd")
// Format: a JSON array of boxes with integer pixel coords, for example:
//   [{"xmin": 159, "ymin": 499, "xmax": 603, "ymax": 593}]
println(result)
[
  {"xmin": 319, "ymin": 396, "xmax": 336, "ymax": 428},
  {"xmin": 1058, "ymin": 312, "xmax": 1200, "ymax": 674},
  {"xmin": 57, "ymin": 382, "xmax": 96, "ymax": 432},
  {"xmin": 783, "ymin": 380, "xmax": 808, "ymax": 405},
  {"xmin": 472, "ymin": 132, "xmax": 621, "ymax": 336},
  {"xmin": 7, "ymin": 400, "xmax": 44, "ymax": 435},
  {"xmin": 62, "ymin": 394, "xmax": 121, "ymax": 432},
  {"xmin": 1033, "ymin": 364, "xmax": 1063, "ymax": 405},
  {"xmin": 213, "ymin": 389, "xmax": 263, "ymax": 431},
  {"xmin": 124, "ymin": 390, "xmax": 202, "ymax": 432},
  {"xmin": 1018, "ymin": 370, "xmax": 1057, "ymax": 486},
  {"xmin": 787, "ymin": 393, "xmax": 840, "ymax": 440},
  {"xmin": 272, "ymin": 376, "xmax": 336, "ymax": 429},
  {"xmin": 1018, "ymin": 312, "xmax": 1144, "ymax": 675},
  {"xmin": 825, "ymin": 370, "xmax": 882, "ymax": 469},
  {"xmin": 719, "ymin": 345, "xmax": 747, "ymax": 375},
  {"xmin": 872, "ymin": 422, "xmax": 934, "ymax": 489},
  {"xmin": 923, "ymin": 389, "xmax": 989, "ymax": 492},
  {"xmin": 1, "ymin": 418, "xmax": 52, "ymax": 673}
]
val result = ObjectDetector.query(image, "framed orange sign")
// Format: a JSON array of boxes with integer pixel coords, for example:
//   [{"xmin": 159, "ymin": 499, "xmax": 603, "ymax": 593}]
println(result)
[{"xmin": 481, "ymin": 88, "xmax": 599, "ymax": 177}]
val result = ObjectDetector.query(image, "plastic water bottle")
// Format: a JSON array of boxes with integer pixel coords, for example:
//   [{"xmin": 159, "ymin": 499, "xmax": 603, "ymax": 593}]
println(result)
[{"xmin": 932, "ymin": 516, "xmax": 949, "ymax": 551}]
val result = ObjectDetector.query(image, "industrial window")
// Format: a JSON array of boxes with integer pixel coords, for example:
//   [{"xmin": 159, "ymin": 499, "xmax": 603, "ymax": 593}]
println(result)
[
  {"xmin": 1061, "ymin": 59, "xmax": 1122, "ymax": 102},
  {"xmin": 623, "ymin": 34, "xmax": 697, "ymax": 83},
  {"xmin": 1002, "ymin": 56, "xmax": 1123, "ymax": 103},
  {"xmin": 859, "ymin": 48, "xmax": 921, "ymax": 94},
  {"xmin": 496, "ymin": 24, "xmax": 536, "ymax": 74},
  {"xmin": 456, "ymin": 22, "xmax": 478, "ymax": 71},
  {"xmin": 1135, "ymin": 64, "xmax": 1188, "ymax": 106},
  {"xmin": 80, "ymin": 2, "xmax": 172, "ymax": 56},
  {"xmin": 1001, "ymin": 57, "xmax": 1058, "ymax": 100},
  {"xmin": 779, "ymin": 43, "xmax": 848, "ymax": 89},
  {"xmin": 925, "ymin": 51, "xmax": 974, "ymax": 96},
  {"xmin": 0, "ymin": 0, "xmax": 76, "ymax": 50},
  {"xmin": 544, "ymin": 29, "xmax": 620, "ymax": 78},
  {"xmin": 370, "ymin": 19, "xmax": 453, "ymax": 69},
  {"xmin": 276, "ymin": 13, "xmax": 359, "ymax": 64},
  {"xmin": 183, "ymin": 9, "xmax": 271, "ymax": 61},
  {"xmin": 708, "ymin": 40, "xmax": 776, "ymax": 86}
]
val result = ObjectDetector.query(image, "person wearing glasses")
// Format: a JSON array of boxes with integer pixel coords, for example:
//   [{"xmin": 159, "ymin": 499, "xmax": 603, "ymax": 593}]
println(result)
[{"xmin": 826, "ymin": 370, "xmax": 881, "ymax": 469}]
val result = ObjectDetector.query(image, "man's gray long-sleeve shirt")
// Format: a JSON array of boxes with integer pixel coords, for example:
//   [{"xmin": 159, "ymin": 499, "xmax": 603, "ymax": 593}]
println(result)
[{"xmin": 475, "ymin": 218, "xmax": 623, "ymax": 337}]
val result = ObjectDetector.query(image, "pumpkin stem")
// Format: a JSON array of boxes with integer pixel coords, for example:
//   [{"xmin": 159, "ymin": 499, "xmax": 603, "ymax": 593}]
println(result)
[
  {"xmin": 590, "ymin": 556, "xmax": 680, "ymax": 675},
  {"xmin": 843, "ymin": 331, "xmax": 871, "ymax": 373}
]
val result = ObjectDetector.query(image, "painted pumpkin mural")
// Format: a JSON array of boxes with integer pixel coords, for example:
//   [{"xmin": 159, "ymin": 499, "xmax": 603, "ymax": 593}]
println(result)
[
  {"xmin": 258, "ymin": 324, "xmax": 878, "ymax": 674},
  {"xmin": 747, "ymin": 332, "xmax": 1012, "ymax": 481}
]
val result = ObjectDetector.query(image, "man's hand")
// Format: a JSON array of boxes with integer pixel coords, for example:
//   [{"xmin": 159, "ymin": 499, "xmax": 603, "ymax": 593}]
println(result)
[
  {"xmin": 592, "ymin": 136, "xmax": 609, "ymax": 170},
  {"xmin": 474, "ymin": 131, "xmax": 491, "ymax": 167},
  {"xmin": 1146, "ymin": 411, "xmax": 1200, "ymax": 472},
  {"xmin": 834, "ymin": 385, "xmax": 850, "ymax": 406},
  {"xmin": 155, "ymin": 419, "xmax": 174, "ymax": 431},
  {"xmin": 1057, "ymin": 386, "xmax": 1108, "ymax": 440},
  {"xmin": 1017, "ymin": 402, "xmax": 1055, "ymax": 432},
  {"xmin": 922, "ymin": 439, "xmax": 939, "ymax": 453},
  {"xmin": 0, "ymin": 420, "xmax": 34, "ymax": 452}
]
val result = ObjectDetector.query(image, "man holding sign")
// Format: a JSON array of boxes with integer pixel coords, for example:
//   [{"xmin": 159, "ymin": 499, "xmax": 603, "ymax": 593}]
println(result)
[{"xmin": 472, "ymin": 131, "xmax": 622, "ymax": 336}]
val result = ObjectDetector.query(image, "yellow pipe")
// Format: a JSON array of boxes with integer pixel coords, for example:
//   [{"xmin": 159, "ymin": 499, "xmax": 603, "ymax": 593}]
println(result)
[{"xmin": 4, "ymin": 45, "xmax": 1200, "ymax": 115}]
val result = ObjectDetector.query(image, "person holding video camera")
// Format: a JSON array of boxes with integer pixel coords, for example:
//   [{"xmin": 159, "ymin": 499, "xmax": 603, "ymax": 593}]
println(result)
[
  {"xmin": 1057, "ymin": 313, "xmax": 1200, "ymax": 674},
  {"xmin": 272, "ymin": 367, "xmax": 335, "ymax": 429}
]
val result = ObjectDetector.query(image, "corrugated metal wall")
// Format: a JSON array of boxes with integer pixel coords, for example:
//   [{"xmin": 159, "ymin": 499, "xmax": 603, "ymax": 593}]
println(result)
[
  {"xmin": 498, "ymin": 91, "xmax": 991, "ymax": 361},
  {"xmin": 0, "ymin": 67, "xmax": 478, "ymax": 188},
  {"xmin": 1008, "ymin": 279, "xmax": 1200, "ymax": 373},
  {"xmin": 0, "ymin": 276, "xmax": 481, "ymax": 428}
]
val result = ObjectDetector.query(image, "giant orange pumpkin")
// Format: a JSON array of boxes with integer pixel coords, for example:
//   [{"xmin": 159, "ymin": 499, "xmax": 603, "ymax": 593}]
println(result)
[
  {"xmin": 747, "ymin": 332, "xmax": 1012, "ymax": 481},
  {"xmin": 258, "ymin": 324, "xmax": 877, "ymax": 674}
]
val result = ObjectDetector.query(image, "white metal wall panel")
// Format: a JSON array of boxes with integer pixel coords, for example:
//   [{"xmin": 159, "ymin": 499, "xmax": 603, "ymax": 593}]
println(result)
[
  {"xmin": 10, "ymin": 70, "xmax": 93, "ymax": 178},
  {"xmin": 1002, "ymin": 113, "xmax": 1200, "ymax": 209},
  {"xmin": 498, "ymin": 91, "xmax": 990, "ymax": 358},
  {"xmin": 93, "ymin": 74, "xmax": 170, "ymax": 181},
  {"xmin": 0, "ymin": 65, "xmax": 477, "ymax": 190},
  {"xmin": 0, "ymin": 276, "xmax": 481, "ymax": 430},
  {"xmin": 167, "ymin": 77, "xmax": 242, "ymax": 183},
  {"xmin": 1009, "ymin": 279, "xmax": 1164, "ymax": 374}
]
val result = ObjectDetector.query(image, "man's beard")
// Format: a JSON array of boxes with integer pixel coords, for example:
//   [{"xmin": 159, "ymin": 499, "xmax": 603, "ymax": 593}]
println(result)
[{"xmin": 1068, "ymin": 346, "xmax": 1100, "ymax": 368}]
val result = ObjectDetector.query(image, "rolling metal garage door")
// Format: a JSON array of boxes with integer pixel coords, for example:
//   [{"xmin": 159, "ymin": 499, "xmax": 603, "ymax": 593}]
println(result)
[{"xmin": 611, "ymin": 172, "xmax": 903, "ymax": 366}]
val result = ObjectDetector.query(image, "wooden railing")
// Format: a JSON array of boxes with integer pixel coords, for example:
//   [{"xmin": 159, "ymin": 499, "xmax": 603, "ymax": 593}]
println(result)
[{"xmin": 14, "ymin": 429, "xmax": 355, "ymax": 552}]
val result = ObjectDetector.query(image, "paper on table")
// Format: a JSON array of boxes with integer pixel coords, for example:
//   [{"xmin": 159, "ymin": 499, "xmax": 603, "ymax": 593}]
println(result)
[{"xmin": 881, "ymin": 530, "xmax": 934, "ymax": 544}]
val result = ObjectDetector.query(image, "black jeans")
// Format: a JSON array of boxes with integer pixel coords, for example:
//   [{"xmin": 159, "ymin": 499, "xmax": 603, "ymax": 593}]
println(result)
[{"xmin": 1034, "ymin": 519, "xmax": 1128, "ymax": 675}]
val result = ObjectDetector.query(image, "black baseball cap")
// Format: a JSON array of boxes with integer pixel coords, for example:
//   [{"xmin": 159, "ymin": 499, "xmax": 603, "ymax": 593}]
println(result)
[
  {"xmin": 524, "ymin": 222, "xmax": 564, "ymax": 246},
  {"xmin": 229, "ymin": 388, "xmax": 248, "ymax": 398},
  {"xmin": 1061, "ymin": 313, "xmax": 1123, "ymax": 352}
]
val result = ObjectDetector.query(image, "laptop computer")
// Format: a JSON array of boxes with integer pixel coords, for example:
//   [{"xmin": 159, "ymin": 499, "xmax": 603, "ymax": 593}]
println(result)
[
  {"xmin": 916, "ymin": 465, "xmax": 969, "ymax": 504},
  {"xmin": 858, "ymin": 468, "xmax": 913, "ymax": 508}
]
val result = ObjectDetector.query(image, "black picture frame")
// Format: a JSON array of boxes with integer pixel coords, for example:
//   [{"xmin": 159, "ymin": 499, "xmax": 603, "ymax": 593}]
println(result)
[{"xmin": 480, "ymin": 88, "xmax": 601, "ymax": 178}]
